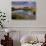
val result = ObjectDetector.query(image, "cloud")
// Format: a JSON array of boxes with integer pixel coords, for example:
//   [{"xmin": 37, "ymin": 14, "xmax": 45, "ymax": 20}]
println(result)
[{"xmin": 12, "ymin": 0, "xmax": 36, "ymax": 1}]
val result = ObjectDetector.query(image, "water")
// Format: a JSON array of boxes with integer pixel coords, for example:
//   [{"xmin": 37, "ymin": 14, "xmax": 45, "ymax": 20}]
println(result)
[{"xmin": 15, "ymin": 10, "xmax": 33, "ymax": 16}]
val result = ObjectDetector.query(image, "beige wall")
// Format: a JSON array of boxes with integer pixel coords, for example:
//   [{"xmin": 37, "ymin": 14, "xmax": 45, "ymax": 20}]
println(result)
[
  {"xmin": 0, "ymin": 30, "xmax": 46, "ymax": 46},
  {"xmin": 0, "ymin": 0, "xmax": 46, "ymax": 27},
  {"xmin": 0, "ymin": 1, "xmax": 46, "ymax": 46}
]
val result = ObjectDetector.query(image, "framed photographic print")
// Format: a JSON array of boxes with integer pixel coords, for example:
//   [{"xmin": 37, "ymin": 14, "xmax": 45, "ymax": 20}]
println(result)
[{"xmin": 11, "ymin": 0, "xmax": 36, "ymax": 20}]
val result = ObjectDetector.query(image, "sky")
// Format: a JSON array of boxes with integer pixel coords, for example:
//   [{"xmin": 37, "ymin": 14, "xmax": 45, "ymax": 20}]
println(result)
[
  {"xmin": 12, "ymin": 0, "xmax": 36, "ymax": 2},
  {"xmin": 12, "ymin": 1, "xmax": 36, "ymax": 7}
]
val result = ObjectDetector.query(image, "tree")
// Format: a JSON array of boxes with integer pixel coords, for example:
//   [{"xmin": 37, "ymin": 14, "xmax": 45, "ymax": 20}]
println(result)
[{"xmin": 0, "ymin": 11, "xmax": 6, "ymax": 28}]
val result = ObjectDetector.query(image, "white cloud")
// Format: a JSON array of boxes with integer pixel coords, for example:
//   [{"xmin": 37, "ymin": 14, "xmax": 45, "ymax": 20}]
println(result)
[{"xmin": 12, "ymin": 0, "xmax": 36, "ymax": 1}]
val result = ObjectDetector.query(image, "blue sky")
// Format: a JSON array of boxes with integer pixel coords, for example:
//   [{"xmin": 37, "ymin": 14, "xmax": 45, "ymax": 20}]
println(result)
[
  {"xmin": 12, "ymin": 0, "xmax": 36, "ymax": 2},
  {"xmin": 12, "ymin": 2, "xmax": 36, "ymax": 7}
]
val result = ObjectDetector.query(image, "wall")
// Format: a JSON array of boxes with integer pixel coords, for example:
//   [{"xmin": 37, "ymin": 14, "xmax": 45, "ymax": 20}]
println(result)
[
  {"xmin": 0, "ymin": 30, "xmax": 46, "ymax": 46},
  {"xmin": 0, "ymin": 0, "xmax": 46, "ymax": 27},
  {"xmin": 0, "ymin": 0, "xmax": 46, "ymax": 46}
]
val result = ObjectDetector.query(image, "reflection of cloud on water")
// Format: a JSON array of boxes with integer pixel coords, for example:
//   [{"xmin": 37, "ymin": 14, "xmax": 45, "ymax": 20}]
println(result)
[
  {"xmin": 28, "ymin": 11, "xmax": 33, "ymax": 16},
  {"xmin": 12, "ymin": 10, "xmax": 33, "ymax": 16}
]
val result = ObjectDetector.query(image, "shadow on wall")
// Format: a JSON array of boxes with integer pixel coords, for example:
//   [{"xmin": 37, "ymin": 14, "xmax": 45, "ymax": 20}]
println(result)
[{"xmin": 13, "ymin": 40, "xmax": 21, "ymax": 46}]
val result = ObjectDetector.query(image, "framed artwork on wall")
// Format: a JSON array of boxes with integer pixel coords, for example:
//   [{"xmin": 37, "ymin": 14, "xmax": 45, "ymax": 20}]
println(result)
[{"xmin": 11, "ymin": 0, "xmax": 36, "ymax": 20}]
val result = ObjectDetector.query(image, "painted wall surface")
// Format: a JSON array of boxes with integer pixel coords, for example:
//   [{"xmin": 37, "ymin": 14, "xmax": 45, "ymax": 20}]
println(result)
[
  {"xmin": 0, "ymin": 0, "xmax": 46, "ymax": 27},
  {"xmin": 0, "ymin": 0, "xmax": 46, "ymax": 46}
]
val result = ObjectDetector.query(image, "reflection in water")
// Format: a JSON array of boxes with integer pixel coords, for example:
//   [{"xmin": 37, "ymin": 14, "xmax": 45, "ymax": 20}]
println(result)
[{"xmin": 14, "ymin": 10, "xmax": 33, "ymax": 16}]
